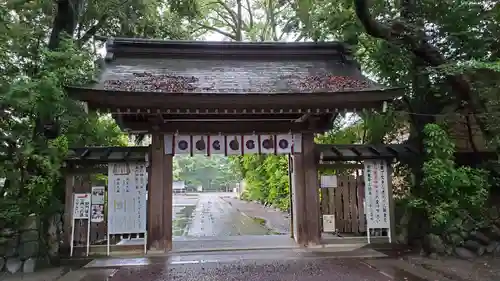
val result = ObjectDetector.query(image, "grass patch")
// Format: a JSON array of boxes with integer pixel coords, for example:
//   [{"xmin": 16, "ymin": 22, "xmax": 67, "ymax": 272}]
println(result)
[
  {"xmin": 252, "ymin": 217, "xmax": 267, "ymax": 226},
  {"xmin": 172, "ymin": 205, "xmax": 195, "ymax": 236}
]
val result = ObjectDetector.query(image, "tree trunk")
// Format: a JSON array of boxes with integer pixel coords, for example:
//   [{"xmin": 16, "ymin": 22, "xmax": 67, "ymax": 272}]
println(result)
[
  {"xmin": 48, "ymin": 0, "xmax": 81, "ymax": 50},
  {"xmin": 235, "ymin": 0, "xmax": 243, "ymax": 41}
]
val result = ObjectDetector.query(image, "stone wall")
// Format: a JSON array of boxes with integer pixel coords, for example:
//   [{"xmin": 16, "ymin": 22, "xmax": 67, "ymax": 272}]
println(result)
[
  {"xmin": 395, "ymin": 205, "xmax": 500, "ymax": 259},
  {"xmin": 0, "ymin": 213, "xmax": 62, "ymax": 274}
]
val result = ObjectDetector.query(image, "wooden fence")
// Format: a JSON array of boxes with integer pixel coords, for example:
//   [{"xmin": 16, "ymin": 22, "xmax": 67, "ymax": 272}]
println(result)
[
  {"xmin": 320, "ymin": 175, "xmax": 366, "ymax": 234},
  {"xmin": 64, "ymin": 174, "xmax": 108, "ymax": 249}
]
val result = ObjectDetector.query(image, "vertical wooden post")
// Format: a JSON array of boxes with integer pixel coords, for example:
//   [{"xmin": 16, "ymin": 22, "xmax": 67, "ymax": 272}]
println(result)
[
  {"xmin": 291, "ymin": 153, "xmax": 306, "ymax": 245},
  {"xmin": 291, "ymin": 133, "xmax": 321, "ymax": 246},
  {"xmin": 163, "ymin": 154, "xmax": 173, "ymax": 250},
  {"xmin": 302, "ymin": 133, "xmax": 321, "ymax": 245},
  {"xmin": 287, "ymin": 154, "xmax": 294, "ymax": 239},
  {"xmin": 148, "ymin": 133, "xmax": 166, "ymax": 250}
]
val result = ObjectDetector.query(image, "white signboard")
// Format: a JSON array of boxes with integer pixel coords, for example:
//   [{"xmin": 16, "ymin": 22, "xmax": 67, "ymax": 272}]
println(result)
[
  {"xmin": 107, "ymin": 162, "xmax": 147, "ymax": 234},
  {"xmin": 73, "ymin": 193, "xmax": 91, "ymax": 219},
  {"xmin": 320, "ymin": 175, "xmax": 338, "ymax": 188},
  {"xmin": 173, "ymin": 181, "xmax": 185, "ymax": 190},
  {"xmin": 91, "ymin": 186, "xmax": 105, "ymax": 204},
  {"xmin": 91, "ymin": 204, "xmax": 104, "ymax": 223},
  {"xmin": 363, "ymin": 160, "xmax": 390, "ymax": 229},
  {"xmin": 71, "ymin": 193, "xmax": 91, "ymax": 257},
  {"xmin": 322, "ymin": 215, "xmax": 336, "ymax": 232}
]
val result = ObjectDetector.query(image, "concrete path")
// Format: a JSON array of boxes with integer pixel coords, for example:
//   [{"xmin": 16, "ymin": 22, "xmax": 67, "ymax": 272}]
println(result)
[
  {"xmin": 185, "ymin": 193, "xmax": 270, "ymax": 237},
  {"xmin": 172, "ymin": 235, "xmax": 297, "ymax": 252},
  {"xmin": 221, "ymin": 197, "xmax": 291, "ymax": 234},
  {"xmin": 77, "ymin": 249, "xmax": 426, "ymax": 281}
]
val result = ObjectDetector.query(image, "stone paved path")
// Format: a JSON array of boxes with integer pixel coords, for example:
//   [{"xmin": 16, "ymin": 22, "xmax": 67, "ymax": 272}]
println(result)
[
  {"xmin": 221, "ymin": 197, "xmax": 291, "ymax": 234},
  {"xmin": 80, "ymin": 249, "xmax": 397, "ymax": 281}
]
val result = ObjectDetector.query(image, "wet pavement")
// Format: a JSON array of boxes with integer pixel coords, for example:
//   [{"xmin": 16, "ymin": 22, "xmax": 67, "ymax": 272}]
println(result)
[
  {"xmin": 175, "ymin": 192, "xmax": 272, "ymax": 237},
  {"xmin": 107, "ymin": 258, "xmax": 392, "ymax": 281},
  {"xmin": 118, "ymin": 192, "xmax": 276, "ymax": 249},
  {"xmin": 80, "ymin": 249, "xmax": 400, "ymax": 281}
]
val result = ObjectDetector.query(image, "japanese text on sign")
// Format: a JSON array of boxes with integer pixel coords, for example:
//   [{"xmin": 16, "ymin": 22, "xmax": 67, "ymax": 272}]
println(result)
[
  {"xmin": 363, "ymin": 160, "xmax": 390, "ymax": 229},
  {"xmin": 73, "ymin": 193, "xmax": 91, "ymax": 219},
  {"xmin": 107, "ymin": 163, "xmax": 147, "ymax": 234}
]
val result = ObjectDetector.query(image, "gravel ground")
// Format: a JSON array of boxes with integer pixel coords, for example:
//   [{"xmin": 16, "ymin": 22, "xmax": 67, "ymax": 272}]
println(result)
[{"xmin": 108, "ymin": 258, "xmax": 390, "ymax": 281}]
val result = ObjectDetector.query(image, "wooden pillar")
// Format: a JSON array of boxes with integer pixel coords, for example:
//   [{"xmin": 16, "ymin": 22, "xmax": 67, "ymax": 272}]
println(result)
[
  {"xmin": 291, "ymin": 133, "xmax": 321, "ymax": 246},
  {"xmin": 163, "ymin": 154, "xmax": 173, "ymax": 250},
  {"xmin": 291, "ymin": 153, "xmax": 306, "ymax": 245},
  {"xmin": 148, "ymin": 133, "xmax": 173, "ymax": 251},
  {"xmin": 302, "ymin": 133, "xmax": 321, "ymax": 245}
]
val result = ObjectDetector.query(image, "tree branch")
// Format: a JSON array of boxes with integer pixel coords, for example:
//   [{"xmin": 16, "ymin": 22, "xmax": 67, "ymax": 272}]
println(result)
[
  {"xmin": 353, "ymin": 0, "xmax": 493, "ymax": 140},
  {"xmin": 77, "ymin": 14, "xmax": 109, "ymax": 47},
  {"xmin": 196, "ymin": 23, "xmax": 236, "ymax": 40},
  {"xmin": 212, "ymin": 10, "xmax": 236, "ymax": 32},
  {"xmin": 215, "ymin": 0, "xmax": 239, "ymax": 29},
  {"xmin": 244, "ymin": 0, "xmax": 254, "ymax": 29}
]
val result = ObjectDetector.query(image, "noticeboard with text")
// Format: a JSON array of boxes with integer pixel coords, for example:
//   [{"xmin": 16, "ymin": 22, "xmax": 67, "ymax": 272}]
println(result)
[
  {"xmin": 107, "ymin": 162, "xmax": 147, "ymax": 234},
  {"xmin": 73, "ymin": 193, "xmax": 91, "ymax": 219},
  {"xmin": 363, "ymin": 160, "xmax": 390, "ymax": 229}
]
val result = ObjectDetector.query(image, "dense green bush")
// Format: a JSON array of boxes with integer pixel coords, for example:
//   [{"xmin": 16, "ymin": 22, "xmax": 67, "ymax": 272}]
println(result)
[
  {"xmin": 409, "ymin": 124, "xmax": 490, "ymax": 230},
  {"xmin": 234, "ymin": 155, "xmax": 290, "ymax": 211}
]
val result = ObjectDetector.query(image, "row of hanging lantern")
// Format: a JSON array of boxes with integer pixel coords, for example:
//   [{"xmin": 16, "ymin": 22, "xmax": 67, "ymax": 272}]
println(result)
[{"xmin": 164, "ymin": 134, "xmax": 302, "ymax": 155}]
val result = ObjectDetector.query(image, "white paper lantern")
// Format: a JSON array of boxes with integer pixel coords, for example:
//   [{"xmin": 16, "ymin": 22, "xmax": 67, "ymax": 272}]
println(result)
[
  {"xmin": 174, "ymin": 135, "xmax": 192, "ymax": 155},
  {"xmin": 208, "ymin": 135, "xmax": 225, "ymax": 155},
  {"xmin": 260, "ymin": 134, "xmax": 276, "ymax": 154},
  {"xmin": 276, "ymin": 134, "xmax": 293, "ymax": 154},
  {"xmin": 192, "ymin": 135, "xmax": 208, "ymax": 155},
  {"xmin": 226, "ymin": 135, "xmax": 242, "ymax": 155},
  {"xmin": 242, "ymin": 135, "xmax": 259, "ymax": 154}
]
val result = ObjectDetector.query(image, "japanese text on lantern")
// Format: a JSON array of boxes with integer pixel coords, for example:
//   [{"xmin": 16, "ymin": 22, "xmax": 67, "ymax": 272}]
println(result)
[{"xmin": 364, "ymin": 160, "xmax": 390, "ymax": 229}]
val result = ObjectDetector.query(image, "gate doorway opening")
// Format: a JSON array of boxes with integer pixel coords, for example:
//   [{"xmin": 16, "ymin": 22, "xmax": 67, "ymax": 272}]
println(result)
[
  {"xmin": 171, "ymin": 150, "xmax": 295, "ymax": 251},
  {"xmin": 173, "ymin": 155, "xmax": 280, "ymax": 238}
]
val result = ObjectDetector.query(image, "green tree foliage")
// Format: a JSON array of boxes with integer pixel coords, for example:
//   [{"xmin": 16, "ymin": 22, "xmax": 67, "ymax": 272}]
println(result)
[
  {"xmin": 173, "ymin": 155, "xmax": 242, "ymax": 191},
  {"xmin": 410, "ymin": 124, "xmax": 490, "ymax": 230},
  {"xmin": 232, "ymin": 155, "xmax": 290, "ymax": 210},
  {"xmin": 0, "ymin": 0, "xmax": 199, "ymax": 231},
  {"xmin": 0, "ymin": 40, "xmax": 118, "ymax": 227}
]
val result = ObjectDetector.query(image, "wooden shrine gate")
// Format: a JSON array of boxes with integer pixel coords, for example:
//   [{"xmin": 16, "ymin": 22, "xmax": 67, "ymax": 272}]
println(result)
[{"xmin": 66, "ymin": 38, "xmax": 402, "ymax": 253}]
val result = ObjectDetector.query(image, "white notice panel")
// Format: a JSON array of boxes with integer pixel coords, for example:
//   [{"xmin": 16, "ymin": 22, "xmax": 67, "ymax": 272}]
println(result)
[
  {"xmin": 91, "ymin": 186, "xmax": 105, "ymax": 204},
  {"xmin": 320, "ymin": 175, "xmax": 338, "ymax": 188},
  {"xmin": 91, "ymin": 186, "xmax": 105, "ymax": 223},
  {"xmin": 322, "ymin": 215, "xmax": 336, "ymax": 232},
  {"xmin": 107, "ymin": 162, "xmax": 147, "ymax": 234},
  {"xmin": 73, "ymin": 193, "xmax": 91, "ymax": 219},
  {"xmin": 363, "ymin": 160, "xmax": 390, "ymax": 229}
]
